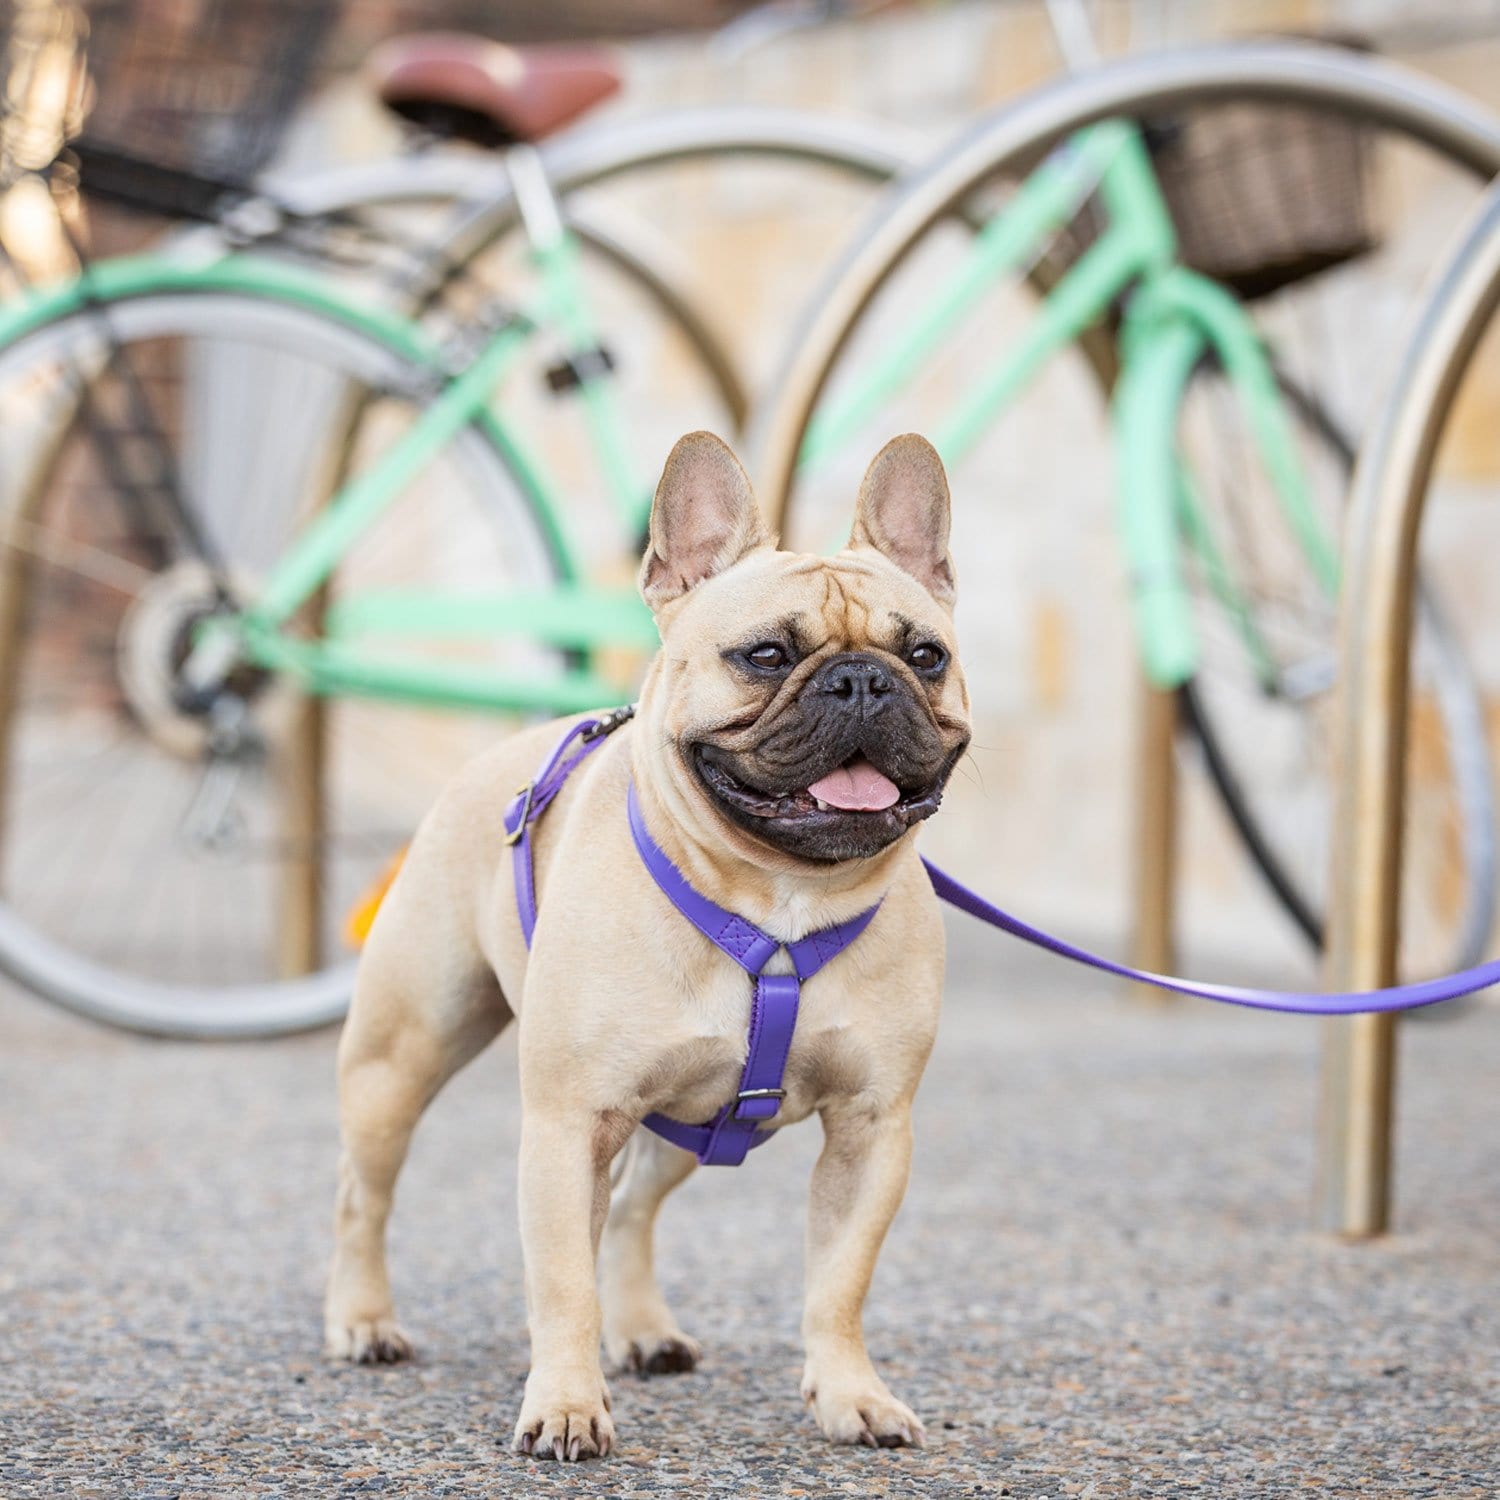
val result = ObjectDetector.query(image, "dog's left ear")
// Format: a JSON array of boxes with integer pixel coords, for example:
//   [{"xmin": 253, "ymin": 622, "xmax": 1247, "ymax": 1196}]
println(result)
[
  {"xmin": 850, "ymin": 434, "xmax": 956, "ymax": 606},
  {"xmin": 639, "ymin": 431, "xmax": 772, "ymax": 612}
]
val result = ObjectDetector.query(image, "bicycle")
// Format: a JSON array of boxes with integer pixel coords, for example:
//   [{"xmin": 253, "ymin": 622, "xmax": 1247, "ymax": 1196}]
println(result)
[{"xmin": 749, "ymin": 28, "xmax": 1500, "ymax": 986}]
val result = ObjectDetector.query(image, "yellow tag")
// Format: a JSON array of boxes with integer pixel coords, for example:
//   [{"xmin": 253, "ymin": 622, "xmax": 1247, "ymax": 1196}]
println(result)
[{"xmin": 344, "ymin": 848, "xmax": 408, "ymax": 949}]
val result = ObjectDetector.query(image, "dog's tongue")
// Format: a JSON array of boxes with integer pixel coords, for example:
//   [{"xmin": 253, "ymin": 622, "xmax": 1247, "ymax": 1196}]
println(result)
[{"xmin": 806, "ymin": 757, "xmax": 901, "ymax": 812}]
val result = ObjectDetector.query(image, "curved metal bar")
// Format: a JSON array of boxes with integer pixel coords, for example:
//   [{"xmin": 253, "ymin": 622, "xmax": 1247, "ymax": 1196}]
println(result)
[
  {"xmin": 1321, "ymin": 177, "xmax": 1500, "ymax": 1237},
  {"xmin": 738, "ymin": 42, "xmax": 1500, "ymax": 1239},
  {"xmin": 749, "ymin": 41, "xmax": 1500, "ymax": 516}
]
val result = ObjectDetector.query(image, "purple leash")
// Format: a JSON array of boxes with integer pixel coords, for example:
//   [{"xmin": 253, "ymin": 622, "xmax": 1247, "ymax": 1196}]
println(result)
[
  {"xmin": 506, "ymin": 708, "xmax": 1498, "ymax": 1168},
  {"xmin": 923, "ymin": 862, "xmax": 1500, "ymax": 1016}
]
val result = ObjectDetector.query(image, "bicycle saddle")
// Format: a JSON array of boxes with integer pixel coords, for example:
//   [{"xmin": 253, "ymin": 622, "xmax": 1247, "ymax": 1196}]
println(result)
[{"xmin": 369, "ymin": 33, "xmax": 621, "ymax": 147}]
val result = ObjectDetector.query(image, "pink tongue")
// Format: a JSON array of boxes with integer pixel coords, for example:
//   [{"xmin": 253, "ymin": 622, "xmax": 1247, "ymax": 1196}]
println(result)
[{"xmin": 806, "ymin": 757, "xmax": 901, "ymax": 812}]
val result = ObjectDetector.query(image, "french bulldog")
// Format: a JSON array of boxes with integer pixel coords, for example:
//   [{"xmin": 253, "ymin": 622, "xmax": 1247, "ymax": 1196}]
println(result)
[{"xmin": 324, "ymin": 431, "xmax": 972, "ymax": 1460}]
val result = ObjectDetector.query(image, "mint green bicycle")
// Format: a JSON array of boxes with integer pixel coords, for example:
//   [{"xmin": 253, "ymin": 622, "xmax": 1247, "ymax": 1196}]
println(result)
[
  {"xmin": 1, "ymin": 33, "xmax": 1497, "ymax": 1035},
  {"xmin": 754, "ymin": 41, "xmax": 1500, "ymax": 992}
]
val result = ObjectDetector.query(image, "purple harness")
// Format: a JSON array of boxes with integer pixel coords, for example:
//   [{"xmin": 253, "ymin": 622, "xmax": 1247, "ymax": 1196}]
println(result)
[
  {"xmin": 506, "ymin": 710, "xmax": 1500, "ymax": 1166},
  {"xmin": 504, "ymin": 709, "xmax": 877, "ymax": 1166}
]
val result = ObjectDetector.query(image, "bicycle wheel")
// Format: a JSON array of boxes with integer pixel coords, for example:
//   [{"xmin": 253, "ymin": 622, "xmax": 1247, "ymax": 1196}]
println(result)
[
  {"xmin": 751, "ymin": 44, "xmax": 1500, "ymax": 962},
  {"xmin": 0, "ymin": 279, "xmax": 564, "ymax": 1037},
  {"xmin": 1176, "ymin": 364, "xmax": 1497, "ymax": 977}
]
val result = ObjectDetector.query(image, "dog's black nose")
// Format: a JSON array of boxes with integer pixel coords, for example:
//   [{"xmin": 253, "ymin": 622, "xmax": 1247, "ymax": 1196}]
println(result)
[{"xmin": 812, "ymin": 653, "xmax": 893, "ymax": 709}]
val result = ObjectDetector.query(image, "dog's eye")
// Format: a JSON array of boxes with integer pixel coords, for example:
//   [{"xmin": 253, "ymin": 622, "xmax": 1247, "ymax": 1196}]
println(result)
[
  {"xmin": 745, "ymin": 642, "xmax": 789, "ymax": 672},
  {"xmin": 909, "ymin": 643, "xmax": 946, "ymax": 674}
]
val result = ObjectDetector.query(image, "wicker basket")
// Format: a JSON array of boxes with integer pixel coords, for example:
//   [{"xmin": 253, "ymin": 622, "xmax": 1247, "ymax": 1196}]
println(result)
[
  {"xmin": 1046, "ymin": 56, "xmax": 1378, "ymax": 305},
  {"xmin": 1142, "ymin": 100, "xmax": 1375, "ymax": 301},
  {"xmin": 70, "ymin": 0, "xmax": 337, "ymax": 200}
]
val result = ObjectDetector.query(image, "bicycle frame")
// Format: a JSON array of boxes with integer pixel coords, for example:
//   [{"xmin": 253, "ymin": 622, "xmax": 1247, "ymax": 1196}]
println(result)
[
  {"xmin": 206, "ymin": 158, "xmax": 660, "ymax": 713},
  {"xmin": 797, "ymin": 119, "xmax": 1334, "ymax": 689}
]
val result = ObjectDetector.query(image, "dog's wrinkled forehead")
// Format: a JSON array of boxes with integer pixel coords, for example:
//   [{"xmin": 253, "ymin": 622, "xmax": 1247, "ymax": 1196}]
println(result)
[{"xmin": 668, "ymin": 548, "xmax": 953, "ymax": 663}]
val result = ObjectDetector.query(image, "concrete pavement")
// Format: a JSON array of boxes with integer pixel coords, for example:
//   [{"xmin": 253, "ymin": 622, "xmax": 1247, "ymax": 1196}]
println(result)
[{"xmin": 4, "ymin": 920, "xmax": 1497, "ymax": 1497}]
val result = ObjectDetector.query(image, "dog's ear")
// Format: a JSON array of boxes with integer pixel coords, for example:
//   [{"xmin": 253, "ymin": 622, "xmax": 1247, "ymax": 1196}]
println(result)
[
  {"xmin": 849, "ymin": 434, "xmax": 956, "ymax": 606},
  {"xmin": 639, "ymin": 431, "xmax": 771, "ymax": 611}
]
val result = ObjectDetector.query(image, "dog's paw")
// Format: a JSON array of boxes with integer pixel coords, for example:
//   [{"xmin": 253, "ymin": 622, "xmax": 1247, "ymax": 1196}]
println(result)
[
  {"xmin": 606, "ymin": 1327, "xmax": 701, "ymax": 1377},
  {"xmin": 325, "ymin": 1316, "xmax": 413, "ymax": 1365},
  {"xmin": 512, "ymin": 1377, "xmax": 614, "ymax": 1462},
  {"xmin": 802, "ymin": 1374, "xmax": 925, "ymax": 1449}
]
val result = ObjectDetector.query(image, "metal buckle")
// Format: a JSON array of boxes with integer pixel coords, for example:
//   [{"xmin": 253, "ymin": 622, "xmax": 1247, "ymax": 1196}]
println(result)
[
  {"xmin": 503, "ymin": 781, "xmax": 534, "ymax": 846},
  {"xmin": 734, "ymin": 1087, "xmax": 786, "ymax": 1122},
  {"xmin": 582, "ymin": 703, "xmax": 636, "ymax": 742}
]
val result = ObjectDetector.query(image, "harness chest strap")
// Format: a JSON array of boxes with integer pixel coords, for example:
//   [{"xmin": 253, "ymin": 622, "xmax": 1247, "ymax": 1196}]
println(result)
[{"xmin": 503, "ymin": 712, "xmax": 879, "ymax": 1166}]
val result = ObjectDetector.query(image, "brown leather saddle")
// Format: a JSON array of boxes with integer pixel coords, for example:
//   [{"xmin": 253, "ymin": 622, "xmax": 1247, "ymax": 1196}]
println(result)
[{"xmin": 369, "ymin": 32, "xmax": 621, "ymax": 148}]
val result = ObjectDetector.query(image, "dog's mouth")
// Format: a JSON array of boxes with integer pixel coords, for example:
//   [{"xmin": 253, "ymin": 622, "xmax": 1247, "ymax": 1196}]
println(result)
[{"xmin": 693, "ymin": 745, "xmax": 948, "ymax": 835}]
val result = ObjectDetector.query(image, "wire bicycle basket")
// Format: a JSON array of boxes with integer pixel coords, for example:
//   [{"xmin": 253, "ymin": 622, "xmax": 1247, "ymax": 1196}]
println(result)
[{"xmin": 63, "ymin": 0, "xmax": 339, "ymax": 217}]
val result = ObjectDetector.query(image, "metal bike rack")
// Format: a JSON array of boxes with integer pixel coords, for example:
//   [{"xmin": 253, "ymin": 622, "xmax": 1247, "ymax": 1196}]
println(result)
[
  {"xmin": 1320, "ymin": 177, "xmax": 1500, "ymax": 1237},
  {"xmin": 746, "ymin": 43, "xmax": 1500, "ymax": 1236}
]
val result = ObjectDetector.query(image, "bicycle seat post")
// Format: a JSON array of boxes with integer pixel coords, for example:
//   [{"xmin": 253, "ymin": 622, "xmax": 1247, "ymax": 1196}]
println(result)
[
  {"xmin": 1045, "ymin": 0, "xmax": 1102, "ymax": 73},
  {"xmin": 505, "ymin": 144, "xmax": 566, "ymax": 253}
]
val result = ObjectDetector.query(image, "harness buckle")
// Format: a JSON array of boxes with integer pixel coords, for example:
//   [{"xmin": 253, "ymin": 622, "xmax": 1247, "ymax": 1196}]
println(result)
[
  {"xmin": 503, "ymin": 781, "xmax": 534, "ymax": 846},
  {"xmin": 734, "ymin": 1085, "xmax": 786, "ymax": 1122}
]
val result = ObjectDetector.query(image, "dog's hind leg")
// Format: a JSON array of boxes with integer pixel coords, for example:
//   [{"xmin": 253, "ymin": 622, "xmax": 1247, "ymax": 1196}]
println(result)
[
  {"xmin": 324, "ymin": 933, "xmax": 509, "ymax": 1365},
  {"xmin": 598, "ymin": 1129, "xmax": 701, "ymax": 1375}
]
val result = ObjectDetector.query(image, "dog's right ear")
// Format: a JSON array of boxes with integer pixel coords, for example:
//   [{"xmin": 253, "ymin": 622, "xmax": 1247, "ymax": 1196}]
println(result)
[{"xmin": 639, "ymin": 431, "xmax": 771, "ymax": 612}]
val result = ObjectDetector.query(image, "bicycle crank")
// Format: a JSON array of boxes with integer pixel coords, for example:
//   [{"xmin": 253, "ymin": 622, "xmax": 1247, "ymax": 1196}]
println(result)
[{"xmin": 117, "ymin": 559, "xmax": 289, "ymax": 760}]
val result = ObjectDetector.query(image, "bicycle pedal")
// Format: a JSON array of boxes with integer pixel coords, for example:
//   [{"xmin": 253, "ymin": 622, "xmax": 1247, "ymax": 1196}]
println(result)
[{"xmin": 545, "ymin": 345, "xmax": 615, "ymax": 394}]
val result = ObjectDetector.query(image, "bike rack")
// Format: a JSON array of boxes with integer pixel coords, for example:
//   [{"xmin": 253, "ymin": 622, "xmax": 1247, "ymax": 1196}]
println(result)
[
  {"xmin": 1318, "ymin": 176, "xmax": 1500, "ymax": 1237},
  {"xmin": 747, "ymin": 43, "xmax": 1500, "ymax": 1237}
]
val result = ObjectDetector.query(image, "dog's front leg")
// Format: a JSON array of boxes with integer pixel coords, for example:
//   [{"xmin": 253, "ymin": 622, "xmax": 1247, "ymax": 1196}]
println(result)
[
  {"xmin": 800, "ymin": 1100, "xmax": 925, "ymax": 1449},
  {"xmin": 512, "ymin": 1105, "xmax": 628, "ymax": 1462},
  {"xmin": 599, "ymin": 1130, "xmax": 701, "ymax": 1375}
]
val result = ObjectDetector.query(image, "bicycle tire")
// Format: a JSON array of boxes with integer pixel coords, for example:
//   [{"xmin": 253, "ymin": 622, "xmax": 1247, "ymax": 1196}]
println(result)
[
  {"xmin": 751, "ymin": 43, "xmax": 1500, "ymax": 514},
  {"xmin": 0, "ymin": 277, "xmax": 566, "ymax": 1038},
  {"xmin": 258, "ymin": 106, "xmax": 939, "ymax": 438},
  {"xmin": 0, "ymin": 107, "xmax": 921, "ymax": 1037}
]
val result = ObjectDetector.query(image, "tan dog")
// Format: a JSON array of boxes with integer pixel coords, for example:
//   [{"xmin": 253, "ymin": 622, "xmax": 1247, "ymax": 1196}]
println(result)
[{"xmin": 324, "ymin": 431, "xmax": 972, "ymax": 1460}]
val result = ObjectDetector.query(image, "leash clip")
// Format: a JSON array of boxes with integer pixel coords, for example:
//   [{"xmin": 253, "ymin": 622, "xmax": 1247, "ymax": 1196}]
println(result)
[
  {"xmin": 582, "ymin": 703, "xmax": 636, "ymax": 742},
  {"xmin": 503, "ymin": 781, "xmax": 534, "ymax": 846}
]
